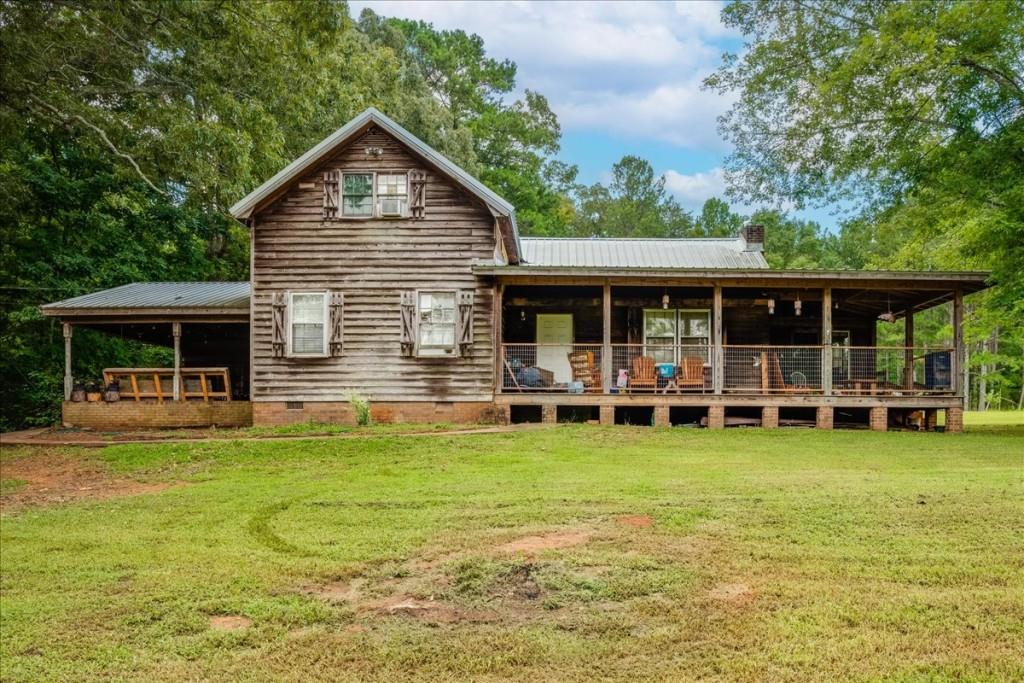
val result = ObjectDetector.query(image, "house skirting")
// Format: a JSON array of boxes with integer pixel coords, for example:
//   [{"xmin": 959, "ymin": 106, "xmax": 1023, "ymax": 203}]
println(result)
[
  {"xmin": 252, "ymin": 401, "xmax": 502, "ymax": 426},
  {"xmin": 62, "ymin": 400, "xmax": 252, "ymax": 429}
]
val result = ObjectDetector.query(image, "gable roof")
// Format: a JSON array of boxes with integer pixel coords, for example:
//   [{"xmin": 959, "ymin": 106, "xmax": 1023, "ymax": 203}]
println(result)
[
  {"xmin": 229, "ymin": 107, "xmax": 521, "ymax": 261},
  {"xmin": 520, "ymin": 237, "xmax": 768, "ymax": 269}
]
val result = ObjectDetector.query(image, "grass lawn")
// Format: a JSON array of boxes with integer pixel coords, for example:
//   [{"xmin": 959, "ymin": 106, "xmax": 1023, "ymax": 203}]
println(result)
[{"xmin": 1, "ymin": 415, "xmax": 1023, "ymax": 681}]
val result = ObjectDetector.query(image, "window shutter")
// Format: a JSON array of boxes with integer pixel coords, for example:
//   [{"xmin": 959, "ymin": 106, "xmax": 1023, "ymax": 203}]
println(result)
[
  {"xmin": 409, "ymin": 170, "xmax": 426, "ymax": 219},
  {"xmin": 329, "ymin": 291, "xmax": 344, "ymax": 356},
  {"xmin": 272, "ymin": 292, "xmax": 286, "ymax": 358},
  {"xmin": 323, "ymin": 170, "xmax": 340, "ymax": 219},
  {"xmin": 457, "ymin": 290, "xmax": 474, "ymax": 354},
  {"xmin": 399, "ymin": 291, "xmax": 416, "ymax": 356}
]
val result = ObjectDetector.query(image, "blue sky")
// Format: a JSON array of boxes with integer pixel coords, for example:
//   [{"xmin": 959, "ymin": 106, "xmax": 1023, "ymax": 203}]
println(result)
[{"xmin": 352, "ymin": 1, "xmax": 841, "ymax": 230}]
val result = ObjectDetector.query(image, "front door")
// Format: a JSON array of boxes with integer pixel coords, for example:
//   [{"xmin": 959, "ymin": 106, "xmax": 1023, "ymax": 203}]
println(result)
[{"xmin": 536, "ymin": 313, "xmax": 573, "ymax": 383}]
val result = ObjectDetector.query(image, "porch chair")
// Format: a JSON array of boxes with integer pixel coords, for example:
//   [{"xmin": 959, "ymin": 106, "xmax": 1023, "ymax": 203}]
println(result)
[
  {"xmin": 760, "ymin": 352, "xmax": 806, "ymax": 393},
  {"xmin": 676, "ymin": 356, "xmax": 706, "ymax": 392},
  {"xmin": 630, "ymin": 355, "xmax": 657, "ymax": 393},
  {"xmin": 567, "ymin": 350, "xmax": 601, "ymax": 392}
]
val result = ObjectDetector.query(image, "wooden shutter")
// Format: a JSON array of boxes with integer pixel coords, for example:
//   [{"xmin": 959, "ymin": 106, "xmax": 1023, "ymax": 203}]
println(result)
[
  {"xmin": 323, "ymin": 170, "xmax": 340, "ymax": 219},
  {"xmin": 272, "ymin": 292, "xmax": 286, "ymax": 358},
  {"xmin": 409, "ymin": 170, "xmax": 426, "ymax": 219},
  {"xmin": 329, "ymin": 291, "xmax": 344, "ymax": 356},
  {"xmin": 400, "ymin": 291, "xmax": 416, "ymax": 356},
  {"xmin": 457, "ymin": 290, "xmax": 474, "ymax": 354}
]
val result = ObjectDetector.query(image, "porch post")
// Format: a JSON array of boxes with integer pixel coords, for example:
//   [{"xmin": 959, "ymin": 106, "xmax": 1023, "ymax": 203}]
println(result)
[
  {"xmin": 713, "ymin": 285, "xmax": 723, "ymax": 395},
  {"xmin": 602, "ymin": 280, "xmax": 611, "ymax": 393},
  {"xmin": 172, "ymin": 322, "xmax": 182, "ymax": 401},
  {"xmin": 903, "ymin": 310, "xmax": 914, "ymax": 389},
  {"xmin": 494, "ymin": 283, "xmax": 504, "ymax": 393},
  {"xmin": 63, "ymin": 322, "xmax": 73, "ymax": 401},
  {"xmin": 952, "ymin": 288, "xmax": 964, "ymax": 400},
  {"xmin": 822, "ymin": 287, "xmax": 832, "ymax": 395}
]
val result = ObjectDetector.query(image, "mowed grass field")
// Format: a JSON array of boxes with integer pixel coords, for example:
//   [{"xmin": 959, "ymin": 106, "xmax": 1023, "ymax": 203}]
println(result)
[{"xmin": 1, "ymin": 414, "xmax": 1023, "ymax": 682}]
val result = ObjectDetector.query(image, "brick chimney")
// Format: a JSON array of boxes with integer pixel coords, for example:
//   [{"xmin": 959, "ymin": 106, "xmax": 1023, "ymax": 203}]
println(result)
[{"xmin": 740, "ymin": 223, "xmax": 764, "ymax": 252}]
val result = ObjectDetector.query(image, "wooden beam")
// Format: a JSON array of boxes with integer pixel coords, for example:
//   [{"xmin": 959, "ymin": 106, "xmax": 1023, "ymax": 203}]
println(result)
[
  {"xmin": 903, "ymin": 312, "xmax": 914, "ymax": 389},
  {"xmin": 494, "ymin": 283, "xmax": 504, "ymax": 392},
  {"xmin": 63, "ymin": 322, "xmax": 73, "ymax": 401},
  {"xmin": 953, "ymin": 289, "xmax": 964, "ymax": 399},
  {"xmin": 172, "ymin": 322, "xmax": 182, "ymax": 401},
  {"xmin": 822, "ymin": 288, "xmax": 832, "ymax": 396},
  {"xmin": 602, "ymin": 281, "xmax": 612, "ymax": 394},
  {"xmin": 713, "ymin": 286, "xmax": 723, "ymax": 394}
]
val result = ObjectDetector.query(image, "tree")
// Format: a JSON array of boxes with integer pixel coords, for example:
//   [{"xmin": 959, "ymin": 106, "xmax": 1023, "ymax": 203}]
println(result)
[
  {"xmin": 694, "ymin": 198, "xmax": 745, "ymax": 237},
  {"xmin": 572, "ymin": 156, "xmax": 694, "ymax": 237}
]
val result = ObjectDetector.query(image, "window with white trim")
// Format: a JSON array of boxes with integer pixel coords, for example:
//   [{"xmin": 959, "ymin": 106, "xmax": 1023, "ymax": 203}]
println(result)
[
  {"xmin": 341, "ymin": 173, "xmax": 374, "ymax": 217},
  {"xmin": 643, "ymin": 309, "xmax": 711, "ymax": 363},
  {"xmin": 417, "ymin": 291, "xmax": 456, "ymax": 356},
  {"xmin": 376, "ymin": 173, "xmax": 408, "ymax": 217},
  {"xmin": 289, "ymin": 292, "xmax": 328, "ymax": 356}
]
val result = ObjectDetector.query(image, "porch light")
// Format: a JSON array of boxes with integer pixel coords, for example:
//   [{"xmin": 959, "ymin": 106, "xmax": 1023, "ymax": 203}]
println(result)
[
  {"xmin": 520, "ymin": 309, "xmax": 526, "ymax": 322},
  {"xmin": 767, "ymin": 298, "xmax": 775, "ymax": 315},
  {"xmin": 661, "ymin": 290, "xmax": 670, "ymax": 309},
  {"xmin": 794, "ymin": 296, "xmax": 802, "ymax": 316}
]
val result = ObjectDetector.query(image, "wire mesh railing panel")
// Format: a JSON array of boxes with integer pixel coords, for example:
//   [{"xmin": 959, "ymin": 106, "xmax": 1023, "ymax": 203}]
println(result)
[
  {"xmin": 723, "ymin": 346, "xmax": 823, "ymax": 393},
  {"xmin": 500, "ymin": 344, "xmax": 603, "ymax": 393},
  {"xmin": 609, "ymin": 344, "xmax": 711, "ymax": 393},
  {"xmin": 833, "ymin": 347, "xmax": 953, "ymax": 395}
]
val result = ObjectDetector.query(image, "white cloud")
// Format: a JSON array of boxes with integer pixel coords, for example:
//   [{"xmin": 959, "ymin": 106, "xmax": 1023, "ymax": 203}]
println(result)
[
  {"xmin": 352, "ymin": 1, "xmax": 737, "ymax": 149},
  {"xmin": 663, "ymin": 166, "xmax": 728, "ymax": 207}
]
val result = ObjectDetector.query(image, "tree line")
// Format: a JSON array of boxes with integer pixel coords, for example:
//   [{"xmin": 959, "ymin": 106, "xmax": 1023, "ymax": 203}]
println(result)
[{"xmin": 1, "ymin": 0, "xmax": 1020, "ymax": 429}]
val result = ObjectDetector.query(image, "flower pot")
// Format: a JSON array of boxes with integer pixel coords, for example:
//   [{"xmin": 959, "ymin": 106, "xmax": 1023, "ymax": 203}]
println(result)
[
  {"xmin": 71, "ymin": 386, "xmax": 86, "ymax": 402},
  {"xmin": 86, "ymin": 392, "xmax": 103, "ymax": 402}
]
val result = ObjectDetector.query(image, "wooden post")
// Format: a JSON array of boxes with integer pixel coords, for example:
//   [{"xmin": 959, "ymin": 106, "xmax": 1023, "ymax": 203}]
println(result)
[
  {"xmin": 493, "ymin": 283, "xmax": 504, "ymax": 393},
  {"xmin": 903, "ymin": 311, "xmax": 914, "ymax": 389},
  {"xmin": 822, "ymin": 287, "xmax": 832, "ymax": 396},
  {"xmin": 172, "ymin": 322, "xmax": 182, "ymax": 401},
  {"xmin": 63, "ymin": 322, "xmax": 73, "ymax": 401},
  {"xmin": 953, "ymin": 289, "xmax": 964, "ymax": 401},
  {"xmin": 602, "ymin": 280, "xmax": 611, "ymax": 394},
  {"xmin": 713, "ymin": 286, "xmax": 723, "ymax": 394}
]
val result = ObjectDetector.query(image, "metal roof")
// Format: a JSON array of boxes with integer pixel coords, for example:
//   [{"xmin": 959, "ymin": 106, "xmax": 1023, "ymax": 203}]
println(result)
[
  {"xmin": 229, "ymin": 108, "xmax": 521, "ymax": 260},
  {"xmin": 41, "ymin": 282, "xmax": 250, "ymax": 313},
  {"xmin": 520, "ymin": 237, "xmax": 769, "ymax": 269}
]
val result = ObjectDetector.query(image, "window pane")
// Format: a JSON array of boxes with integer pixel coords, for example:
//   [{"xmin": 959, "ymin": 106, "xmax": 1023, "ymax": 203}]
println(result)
[
  {"xmin": 646, "ymin": 338, "xmax": 675, "ymax": 364},
  {"xmin": 343, "ymin": 173, "xmax": 372, "ymax": 195},
  {"xmin": 644, "ymin": 310, "xmax": 676, "ymax": 339},
  {"xmin": 680, "ymin": 311, "xmax": 710, "ymax": 336},
  {"xmin": 342, "ymin": 194, "xmax": 372, "ymax": 216},
  {"xmin": 377, "ymin": 173, "xmax": 407, "ymax": 197},
  {"xmin": 292, "ymin": 323, "xmax": 324, "ymax": 354},
  {"xmin": 292, "ymin": 294, "xmax": 324, "ymax": 323}
]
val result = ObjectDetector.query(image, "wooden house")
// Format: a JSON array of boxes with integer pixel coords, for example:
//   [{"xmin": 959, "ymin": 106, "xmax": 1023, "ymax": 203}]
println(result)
[{"xmin": 42, "ymin": 109, "xmax": 989, "ymax": 431}]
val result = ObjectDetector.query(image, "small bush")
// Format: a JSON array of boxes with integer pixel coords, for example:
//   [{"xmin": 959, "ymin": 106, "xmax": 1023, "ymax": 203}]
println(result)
[{"xmin": 349, "ymin": 394, "xmax": 371, "ymax": 426}]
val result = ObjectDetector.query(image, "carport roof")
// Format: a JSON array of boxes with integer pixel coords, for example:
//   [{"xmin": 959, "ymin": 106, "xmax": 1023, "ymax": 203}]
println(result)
[{"xmin": 41, "ymin": 282, "xmax": 250, "ymax": 320}]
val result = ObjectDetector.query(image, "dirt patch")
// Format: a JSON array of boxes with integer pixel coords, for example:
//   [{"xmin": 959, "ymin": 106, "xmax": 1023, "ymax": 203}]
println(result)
[
  {"xmin": 496, "ymin": 529, "xmax": 592, "ymax": 554},
  {"xmin": 617, "ymin": 514, "xmax": 654, "ymax": 528},
  {"xmin": 209, "ymin": 615, "xmax": 252, "ymax": 631},
  {"xmin": 0, "ymin": 450, "xmax": 174, "ymax": 511},
  {"xmin": 709, "ymin": 582, "xmax": 755, "ymax": 605}
]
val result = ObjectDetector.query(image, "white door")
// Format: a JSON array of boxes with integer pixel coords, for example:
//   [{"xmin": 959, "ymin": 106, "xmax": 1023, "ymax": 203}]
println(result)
[{"xmin": 536, "ymin": 314, "xmax": 573, "ymax": 383}]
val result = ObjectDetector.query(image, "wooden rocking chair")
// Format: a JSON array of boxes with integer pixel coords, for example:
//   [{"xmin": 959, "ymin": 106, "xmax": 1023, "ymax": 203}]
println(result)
[
  {"xmin": 676, "ymin": 356, "xmax": 706, "ymax": 392},
  {"xmin": 630, "ymin": 355, "xmax": 657, "ymax": 393}
]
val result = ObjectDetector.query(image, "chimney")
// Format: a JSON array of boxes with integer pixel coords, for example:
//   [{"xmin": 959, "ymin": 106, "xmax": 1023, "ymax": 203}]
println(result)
[{"xmin": 740, "ymin": 223, "xmax": 764, "ymax": 252}]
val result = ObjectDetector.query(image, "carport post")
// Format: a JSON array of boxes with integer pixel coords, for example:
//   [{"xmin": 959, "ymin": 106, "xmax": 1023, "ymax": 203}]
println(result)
[
  {"xmin": 172, "ymin": 322, "xmax": 182, "ymax": 401},
  {"xmin": 63, "ymin": 322, "xmax": 73, "ymax": 401}
]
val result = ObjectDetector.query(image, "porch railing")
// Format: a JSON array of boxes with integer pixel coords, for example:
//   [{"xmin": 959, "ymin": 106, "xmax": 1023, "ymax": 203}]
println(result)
[{"xmin": 499, "ymin": 343, "xmax": 954, "ymax": 396}]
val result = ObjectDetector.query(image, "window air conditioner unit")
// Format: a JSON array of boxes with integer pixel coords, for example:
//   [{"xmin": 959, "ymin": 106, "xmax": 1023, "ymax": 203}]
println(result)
[{"xmin": 379, "ymin": 198, "xmax": 404, "ymax": 217}]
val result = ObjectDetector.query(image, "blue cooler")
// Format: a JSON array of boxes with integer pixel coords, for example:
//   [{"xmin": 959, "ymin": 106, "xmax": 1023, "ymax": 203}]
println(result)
[{"xmin": 656, "ymin": 363, "xmax": 675, "ymax": 379}]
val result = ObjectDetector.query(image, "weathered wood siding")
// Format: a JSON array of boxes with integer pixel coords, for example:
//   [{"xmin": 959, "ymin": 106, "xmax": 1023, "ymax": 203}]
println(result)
[{"xmin": 251, "ymin": 126, "xmax": 497, "ymax": 402}]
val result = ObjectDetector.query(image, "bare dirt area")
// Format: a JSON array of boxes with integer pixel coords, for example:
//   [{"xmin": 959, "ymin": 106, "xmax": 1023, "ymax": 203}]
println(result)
[
  {"xmin": 709, "ymin": 582, "xmax": 756, "ymax": 606},
  {"xmin": 617, "ymin": 514, "xmax": 654, "ymax": 528},
  {"xmin": 495, "ymin": 529, "xmax": 593, "ymax": 554},
  {"xmin": 0, "ymin": 449, "xmax": 174, "ymax": 511},
  {"xmin": 209, "ymin": 615, "xmax": 252, "ymax": 631}
]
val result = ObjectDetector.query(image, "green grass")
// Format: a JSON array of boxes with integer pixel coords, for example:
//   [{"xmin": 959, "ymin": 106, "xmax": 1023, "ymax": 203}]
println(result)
[{"xmin": 2, "ymin": 417, "xmax": 1023, "ymax": 682}]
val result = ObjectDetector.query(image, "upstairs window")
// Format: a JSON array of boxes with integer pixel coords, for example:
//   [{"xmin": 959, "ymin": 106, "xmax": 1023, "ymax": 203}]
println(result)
[
  {"xmin": 418, "ymin": 291, "xmax": 456, "ymax": 356},
  {"xmin": 376, "ymin": 173, "xmax": 408, "ymax": 217},
  {"xmin": 289, "ymin": 292, "xmax": 328, "ymax": 356},
  {"xmin": 341, "ymin": 173, "xmax": 373, "ymax": 217}
]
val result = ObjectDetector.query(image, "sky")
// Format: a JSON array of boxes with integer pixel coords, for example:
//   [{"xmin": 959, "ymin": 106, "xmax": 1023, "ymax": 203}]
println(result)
[{"xmin": 350, "ymin": 0, "xmax": 840, "ymax": 230}]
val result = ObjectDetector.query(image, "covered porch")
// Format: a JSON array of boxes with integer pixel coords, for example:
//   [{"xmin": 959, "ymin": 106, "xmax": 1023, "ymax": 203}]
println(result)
[
  {"xmin": 484, "ymin": 268, "xmax": 987, "ymax": 430},
  {"xmin": 41, "ymin": 282, "xmax": 252, "ymax": 429}
]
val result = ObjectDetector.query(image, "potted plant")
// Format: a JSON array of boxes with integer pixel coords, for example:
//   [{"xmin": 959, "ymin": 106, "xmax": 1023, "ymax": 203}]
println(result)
[
  {"xmin": 86, "ymin": 380, "xmax": 103, "ymax": 402},
  {"xmin": 70, "ymin": 382, "xmax": 86, "ymax": 402},
  {"xmin": 104, "ymin": 379, "xmax": 121, "ymax": 402}
]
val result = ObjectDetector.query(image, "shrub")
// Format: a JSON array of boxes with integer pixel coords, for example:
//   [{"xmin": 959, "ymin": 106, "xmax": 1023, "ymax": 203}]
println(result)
[{"xmin": 349, "ymin": 394, "xmax": 371, "ymax": 426}]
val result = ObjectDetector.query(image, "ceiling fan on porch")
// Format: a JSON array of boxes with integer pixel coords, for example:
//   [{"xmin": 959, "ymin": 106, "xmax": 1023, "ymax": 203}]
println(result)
[{"xmin": 878, "ymin": 294, "xmax": 897, "ymax": 323}]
